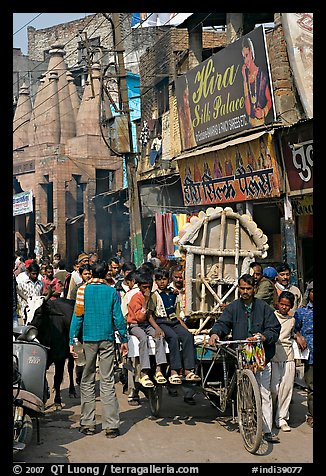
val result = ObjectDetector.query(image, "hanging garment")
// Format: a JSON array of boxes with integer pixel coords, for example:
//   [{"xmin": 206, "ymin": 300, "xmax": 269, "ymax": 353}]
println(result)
[
  {"xmin": 155, "ymin": 213, "xmax": 175, "ymax": 257},
  {"xmin": 172, "ymin": 214, "xmax": 179, "ymax": 250}
]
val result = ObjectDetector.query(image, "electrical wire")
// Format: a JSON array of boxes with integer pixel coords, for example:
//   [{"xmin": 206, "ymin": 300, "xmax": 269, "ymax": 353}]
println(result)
[
  {"xmin": 13, "ymin": 9, "xmax": 251, "ymax": 184},
  {"xmin": 13, "ymin": 12, "xmax": 193, "ymax": 180},
  {"xmin": 13, "ymin": 13, "xmax": 43, "ymax": 36},
  {"xmin": 12, "ymin": 12, "xmax": 240, "ymax": 178},
  {"xmin": 13, "ymin": 13, "xmax": 101, "ymax": 89},
  {"xmin": 13, "ymin": 12, "xmax": 141, "ymax": 129},
  {"xmin": 12, "ymin": 12, "xmax": 150, "ymax": 92},
  {"xmin": 13, "ymin": 12, "xmax": 194, "ymax": 119}
]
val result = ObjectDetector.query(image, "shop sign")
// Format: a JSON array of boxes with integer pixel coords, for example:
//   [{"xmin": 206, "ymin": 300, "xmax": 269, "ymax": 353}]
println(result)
[
  {"xmin": 282, "ymin": 13, "xmax": 313, "ymax": 119},
  {"xmin": 179, "ymin": 134, "xmax": 281, "ymax": 206},
  {"xmin": 13, "ymin": 190, "xmax": 33, "ymax": 216},
  {"xmin": 282, "ymin": 126, "xmax": 313, "ymax": 193},
  {"xmin": 292, "ymin": 195, "xmax": 313, "ymax": 216},
  {"xmin": 13, "ymin": 160, "xmax": 35, "ymax": 175},
  {"xmin": 175, "ymin": 26, "xmax": 275, "ymax": 150}
]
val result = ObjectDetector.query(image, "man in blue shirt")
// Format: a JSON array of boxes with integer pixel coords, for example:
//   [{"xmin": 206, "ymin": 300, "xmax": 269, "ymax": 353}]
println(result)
[
  {"xmin": 294, "ymin": 280, "xmax": 313, "ymax": 428},
  {"xmin": 69, "ymin": 261, "xmax": 128, "ymax": 438}
]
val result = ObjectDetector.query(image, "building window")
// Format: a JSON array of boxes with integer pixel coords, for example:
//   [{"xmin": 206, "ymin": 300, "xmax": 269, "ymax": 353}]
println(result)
[
  {"xmin": 96, "ymin": 169, "xmax": 115, "ymax": 195},
  {"xmin": 157, "ymin": 78, "xmax": 169, "ymax": 117},
  {"xmin": 43, "ymin": 50, "xmax": 51, "ymax": 62},
  {"xmin": 78, "ymin": 37, "xmax": 101, "ymax": 66}
]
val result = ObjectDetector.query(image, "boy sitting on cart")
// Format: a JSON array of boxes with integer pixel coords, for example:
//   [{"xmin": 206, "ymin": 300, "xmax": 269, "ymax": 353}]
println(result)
[
  {"xmin": 127, "ymin": 272, "xmax": 167, "ymax": 388},
  {"xmin": 151, "ymin": 268, "xmax": 201, "ymax": 385}
]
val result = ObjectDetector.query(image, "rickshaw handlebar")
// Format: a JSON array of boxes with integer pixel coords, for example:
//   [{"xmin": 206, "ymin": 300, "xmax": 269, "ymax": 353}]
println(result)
[
  {"xmin": 216, "ymin": 338, "xmax": 262, "ymax": 345},
  {"xmin": 201, "ymin": 338, "xmax": 262, "ymax": 352}
]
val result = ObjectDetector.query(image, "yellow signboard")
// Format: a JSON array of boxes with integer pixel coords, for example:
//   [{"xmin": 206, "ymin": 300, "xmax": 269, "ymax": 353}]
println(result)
[{"xmin": 179, "ymin": 134, "xmax": 281, "ymax": 206}]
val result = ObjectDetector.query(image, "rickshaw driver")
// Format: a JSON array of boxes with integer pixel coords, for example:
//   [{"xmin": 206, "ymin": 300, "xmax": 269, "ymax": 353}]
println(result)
[{"xmin": 209, "ymin": 274, "xmax": 281, "ymax": 443}]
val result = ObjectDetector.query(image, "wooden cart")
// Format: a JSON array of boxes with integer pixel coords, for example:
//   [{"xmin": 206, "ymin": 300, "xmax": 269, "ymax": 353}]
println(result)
[{"xmin": 175, "ymin": 206, "xmax": 269, "ymax": 333}]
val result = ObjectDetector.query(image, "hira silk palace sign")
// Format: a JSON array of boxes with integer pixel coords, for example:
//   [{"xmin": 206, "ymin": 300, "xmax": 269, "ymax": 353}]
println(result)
[{"xmin": 175, "ymin": 26, "xmax": 275, "ymax": 150}]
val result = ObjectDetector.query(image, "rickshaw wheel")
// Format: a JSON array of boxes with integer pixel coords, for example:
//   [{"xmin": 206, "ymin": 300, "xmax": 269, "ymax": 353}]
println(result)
[
  {"xmin": 237, "ymin": 369, "xmax": 263, "ymax": 454},
  {"xmin": 148, "ymin": 385, "xmax": 163, "ymax": 417}
]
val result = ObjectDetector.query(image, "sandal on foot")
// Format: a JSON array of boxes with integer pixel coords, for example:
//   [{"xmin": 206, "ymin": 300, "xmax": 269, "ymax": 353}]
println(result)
[
  {"xmin": 153, "ymin": 371, "xmax": 167, "ymax": 384},
  {"xmin": 128, "ymin": 397, "xmax": 141, "ymax": 406},
  {"xmin": 139, "ymin": 374, "xmax": 154, "ymax": 388},
  {"xmin": 79, "ymin": 426, "xmax": 96, "ymax": 435},
  {"xmin": 168, "ymin": 374, "xmax": 182, "ymax": 385},
  {"xmin": 184, "ymin": 371, "xmax": 201, "ymax": 382}
]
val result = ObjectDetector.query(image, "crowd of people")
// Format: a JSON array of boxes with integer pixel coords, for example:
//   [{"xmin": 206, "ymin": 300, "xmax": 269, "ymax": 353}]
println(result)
[
  {"xmin": 209, "ymin": 263, "xmax": 313, "ymax": 443},
  {"xmin": 13, "ymin": 249, "xmax": 313, "ymax": 441}
]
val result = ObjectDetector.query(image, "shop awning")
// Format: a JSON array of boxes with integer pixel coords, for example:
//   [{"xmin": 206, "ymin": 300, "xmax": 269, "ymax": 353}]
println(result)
[
  {"xmin": 91, "ymin": 188, "xmax": 129, "ymax": 210},
  {"xmin": 66, "ymin": 214, "xmax": 85, "ymax": 225},
  {"xmin": 36, "ymin": 222, "xmax": 55, "ymax": 234},
  {"xmin": 174, "ymin": 130, "xmax": 271, "ymax": 161}
]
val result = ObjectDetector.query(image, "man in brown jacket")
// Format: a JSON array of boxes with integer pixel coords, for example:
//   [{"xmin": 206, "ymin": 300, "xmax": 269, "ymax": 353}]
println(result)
[{"xmin": 250, "ymin": 262, "xmax": 275, "ymax": 308}]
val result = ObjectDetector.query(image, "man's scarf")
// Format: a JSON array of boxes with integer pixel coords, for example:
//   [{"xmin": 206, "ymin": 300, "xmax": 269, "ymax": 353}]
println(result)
[{"xmin": 75, "ymin": 278, "xmax": 109, "ymax": 316}]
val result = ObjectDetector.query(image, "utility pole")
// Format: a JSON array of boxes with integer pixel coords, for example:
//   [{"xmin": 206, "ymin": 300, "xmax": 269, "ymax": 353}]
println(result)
[
  {"xmin": 112, "ymin": 13, "xmax": 144, "ymax": 266},
  {"xmin": 83, "ymin": 32, "xmax": 95, "ymax": 98}
]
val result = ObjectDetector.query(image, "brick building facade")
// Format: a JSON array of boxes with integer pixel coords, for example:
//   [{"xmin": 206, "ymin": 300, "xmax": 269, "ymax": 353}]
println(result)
[
  {"xmin": 13, "ymin": 45, "xmax": 124, "ymax": 267},
  {"xmin": 134, "ymin": 13, "xmax": 313, "ymax": 288}
]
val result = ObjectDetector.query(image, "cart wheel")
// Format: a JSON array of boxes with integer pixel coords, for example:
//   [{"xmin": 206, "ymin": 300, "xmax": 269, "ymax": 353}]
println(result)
[
  {"xmin": 148, "ymin": 385, "xmax": 163, "ymax": 417},
  {"xmin": 237, "ymin": 369, "xmax": 262, "ymax": 454}
]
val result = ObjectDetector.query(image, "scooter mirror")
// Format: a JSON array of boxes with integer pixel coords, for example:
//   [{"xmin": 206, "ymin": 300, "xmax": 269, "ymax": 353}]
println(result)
[{"xmin": 16, "ymin": 325, "xmax": 38, "ymax": 342}]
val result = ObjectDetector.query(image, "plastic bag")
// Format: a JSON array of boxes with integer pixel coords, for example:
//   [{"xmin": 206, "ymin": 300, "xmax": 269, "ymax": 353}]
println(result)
[{"xmin": 241, "ymin": 341, "xmax": 266, "ymax": 373}]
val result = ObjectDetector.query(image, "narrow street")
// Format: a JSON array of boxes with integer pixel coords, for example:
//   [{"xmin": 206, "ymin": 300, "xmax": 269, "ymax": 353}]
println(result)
[{"xmin": 13, "ymin": 364, "xmax": 313, "ymax": 465}]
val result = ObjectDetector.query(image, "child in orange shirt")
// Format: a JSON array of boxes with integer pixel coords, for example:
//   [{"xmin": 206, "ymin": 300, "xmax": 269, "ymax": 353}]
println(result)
[{"xmin": 127, "ymin": 272, "xmax": 167, "ymax": 387}]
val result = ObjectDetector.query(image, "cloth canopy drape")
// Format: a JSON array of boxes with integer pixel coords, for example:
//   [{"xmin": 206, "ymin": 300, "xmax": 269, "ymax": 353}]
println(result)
[{"xmin": 155, "ymin": 213, "xmax": 174, "ymax": 257}]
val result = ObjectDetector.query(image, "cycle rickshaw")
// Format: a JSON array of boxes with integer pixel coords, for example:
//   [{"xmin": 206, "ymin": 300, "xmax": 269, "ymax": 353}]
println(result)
[{"xmin": 124, "ymin": 207, "xmax": 270, "ymax": 454}]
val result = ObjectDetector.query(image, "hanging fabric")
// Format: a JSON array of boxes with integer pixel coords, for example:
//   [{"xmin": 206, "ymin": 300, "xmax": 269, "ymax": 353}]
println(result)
[
  {"xmin": 176, "ymin": 213, "xmax": 187, "ymax": 231},
  {"xmin": 155, "ymin": 213, "xmax": 165, "ymax": 256},
  {"xmin": 163, "ymin": 213, "xmax": 174, "ymax": 256},
  {"xmin": 172, "ymin": 214, "xmax": 179, "ymax": 250},
  {"xmin": 155, "ymin": 212, "xmax": 175, "ymax": 258}
]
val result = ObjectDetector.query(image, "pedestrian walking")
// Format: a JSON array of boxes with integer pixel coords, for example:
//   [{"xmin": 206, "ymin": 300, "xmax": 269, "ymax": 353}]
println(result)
[
  {"xmin": 114, "ymin": 249, "xmax": 125, "ymax": 267},
  {"xmin": 294, "ymin": 281, "xmax": 313, "ymax": 428},
  {"xmin": 114, "ymin": 262, "xmax": 137, "ymax": 302},
  {"xmin": 42, "ymin": 264, "xmax": 63, "ymax": 300},
  {"xmin": 68, "ymin": 264, "xmax": 92, "ymax": 302},
  {"xmin": 209, "ymin": 273, "xmax": 281, "ymax": 443},
  {"xmin": 108, "ymin": 257, "xmax": 122, "ymax": 284},
  {"xmin": 263, "ymin": 266, "xmax": 278, "ymax": 284},
  {"xmin": 16, "ymin": 261, "xmax": 44, "ymax": 323},
  {"xmin": 274, "ymin": 263, "xmax": 302, "ymax": 315},
  {"xmin": 54, "ymin": 260, "xmax": 70, "ymax": 286},
  {"xmin": 270, "ymin": 291, "xmax": 296, "ymax": 432},
  {"xmin": 69, "ymin": 260, "xmax": 128, "ymax": 438},
  {"xmin": 250, "ymin": 261, "xmax": 275, "ymax": 307},
  {"xmin": 88, "ymin": 252, "xmax": 98, "ymax": 266},
  {"xmin": 52, "ymin": 252, "xmax": 61, "ymax": 271},
  {"xmin": 13, "ymin": 250, "xmax": 26, "ymax": 277},
  {"xmin": 67, "ymin": 253, "xmax": 89, "ymax": 299}
]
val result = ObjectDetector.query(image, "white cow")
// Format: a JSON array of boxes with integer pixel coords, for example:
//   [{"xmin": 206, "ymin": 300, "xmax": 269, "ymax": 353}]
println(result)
[{"xmin": 24, "ymin": 295, "xmax": 47, "ymax": 325}]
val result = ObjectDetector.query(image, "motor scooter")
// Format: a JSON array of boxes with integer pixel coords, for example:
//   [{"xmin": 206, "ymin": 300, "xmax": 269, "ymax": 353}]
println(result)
[{"xmin": 13, "ymin": 325, "xmax": 49, "ymax": 454}]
